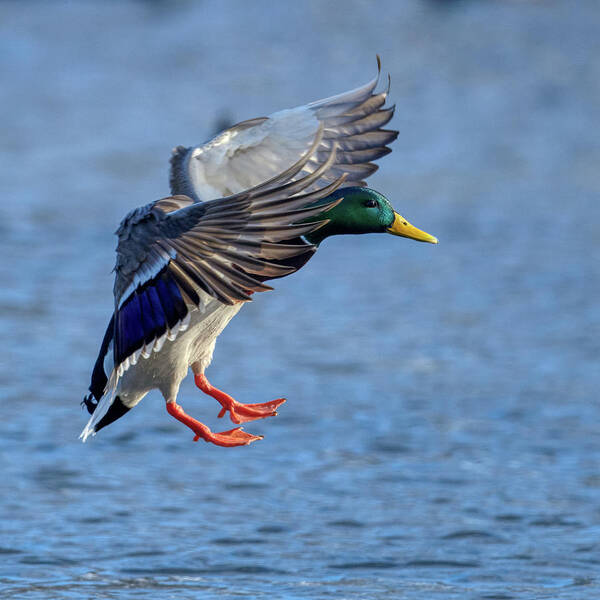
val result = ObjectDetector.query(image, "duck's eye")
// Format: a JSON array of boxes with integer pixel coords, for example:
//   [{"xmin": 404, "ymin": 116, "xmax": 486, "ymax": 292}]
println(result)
[{"xmin": 364, "ymin": 199, "xmax": 378, "ymax": 208}]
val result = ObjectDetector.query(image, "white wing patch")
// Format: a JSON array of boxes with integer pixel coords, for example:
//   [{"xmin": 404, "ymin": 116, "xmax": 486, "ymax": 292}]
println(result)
[{"xmin": 189, "ymin": 108, "xmax": 320, "ymax": 200}]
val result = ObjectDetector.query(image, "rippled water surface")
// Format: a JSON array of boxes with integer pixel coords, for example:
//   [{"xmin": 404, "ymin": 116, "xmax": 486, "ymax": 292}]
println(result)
[{"xmin": 1, "ymin": 1, "xmax": 600, "ymax": 598}]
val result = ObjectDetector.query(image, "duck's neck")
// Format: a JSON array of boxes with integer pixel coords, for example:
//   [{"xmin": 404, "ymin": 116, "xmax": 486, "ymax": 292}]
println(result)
[
  {"xmin": 303, "ymin": 214, "xmax": 339, "ymax": 246},
  {"xmin": 302, "ymin": 186, "xmax": 374, "ymax": 246}
]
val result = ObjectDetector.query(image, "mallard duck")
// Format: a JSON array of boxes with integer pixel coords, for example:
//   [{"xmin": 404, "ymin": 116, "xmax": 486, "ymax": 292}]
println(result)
[{"xmin": 81, "ymin": 58, "xmax": 437, "ymax": 447}]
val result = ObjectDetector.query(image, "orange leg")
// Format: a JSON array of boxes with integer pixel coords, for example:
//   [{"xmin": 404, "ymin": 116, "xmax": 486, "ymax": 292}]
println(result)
[
  {"xmin": 166, "ymin": 401, "xmax": 262, "ymax": 447},
  {"xmin": 194, "ymin": 374, "xmax": 286, "ymax": 425}
]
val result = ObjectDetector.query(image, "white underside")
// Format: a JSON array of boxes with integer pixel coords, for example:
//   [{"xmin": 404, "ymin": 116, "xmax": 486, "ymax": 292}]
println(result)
[{"xmin": 80, "ymin": 290, "xmax": 243, "ymax": 440}]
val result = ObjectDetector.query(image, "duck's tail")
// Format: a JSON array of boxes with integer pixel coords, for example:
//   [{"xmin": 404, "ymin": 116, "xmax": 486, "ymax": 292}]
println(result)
[
  {"xmin": 80, "ymin": 369, "xmax": 126, "ymax": 442},
  {"xmin": 80, "ymin": 315, "xmax": 131, "ymax": 442}
]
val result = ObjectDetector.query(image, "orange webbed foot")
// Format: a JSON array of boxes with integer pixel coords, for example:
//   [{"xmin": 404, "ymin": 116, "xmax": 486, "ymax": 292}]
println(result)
[
  {"xmin": 166, "ymin": 401, "xmax": 262, "ymax": 448},
  {"xmin": 193, "ymin": 426, "xmax": 263, "ymax": 447},
  {"xmin": 216, "ymin": 397, "xmax": 286, "ymax": 424},
  {"xmin": 194, "ymin": 374, "xmax": 286, "ymax": 424}
]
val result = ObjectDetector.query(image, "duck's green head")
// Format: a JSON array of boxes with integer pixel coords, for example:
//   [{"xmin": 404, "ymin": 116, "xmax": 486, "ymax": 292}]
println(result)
[{"xmin": 303, "ymin": 186, "xmax": 438, "ymax": 246}]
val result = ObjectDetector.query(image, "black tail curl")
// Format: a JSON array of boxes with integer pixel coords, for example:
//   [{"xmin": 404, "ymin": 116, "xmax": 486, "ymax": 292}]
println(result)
[{"xmin": 81, "ymin": 393, "xmax": 98, "ymax": 415}]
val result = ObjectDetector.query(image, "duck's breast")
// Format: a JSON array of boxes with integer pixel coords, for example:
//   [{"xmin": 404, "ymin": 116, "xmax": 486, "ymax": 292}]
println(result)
[{"xmin": 118, "ymin": 293, "xmax": 243, "ymax": 402}]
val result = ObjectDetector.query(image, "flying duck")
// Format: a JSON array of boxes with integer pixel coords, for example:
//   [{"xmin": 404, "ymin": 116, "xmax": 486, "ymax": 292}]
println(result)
[{"xmin": 81, "ymin": 58, "xmax": 438, "ymax": 447}]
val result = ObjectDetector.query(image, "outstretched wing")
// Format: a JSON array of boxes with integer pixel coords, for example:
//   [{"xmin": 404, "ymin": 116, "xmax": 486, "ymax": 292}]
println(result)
[
  {"xmin": 112, "ymin": 140, "xmax": 345, "ymax": 377},
  {"xmin": 170, "ymin": 57, "xmax": 397, "ymax": 201}
]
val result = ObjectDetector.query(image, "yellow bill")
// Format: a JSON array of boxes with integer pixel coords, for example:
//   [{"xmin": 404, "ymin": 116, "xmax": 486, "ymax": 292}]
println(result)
[{"xmin": 387, "ymin": 212, "xmax": 438, "ymax": 244}]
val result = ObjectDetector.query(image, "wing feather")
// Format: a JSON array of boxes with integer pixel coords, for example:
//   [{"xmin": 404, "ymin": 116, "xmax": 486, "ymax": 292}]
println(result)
[{"xmin": 171, "ymin": 57, "xmax": 397, "ymax": 200}]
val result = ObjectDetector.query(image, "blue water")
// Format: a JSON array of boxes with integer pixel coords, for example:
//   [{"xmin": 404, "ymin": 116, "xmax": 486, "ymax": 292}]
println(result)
[{"xmin": 1, "ymin": 1, "xmax": 599, "ymax": 598}]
